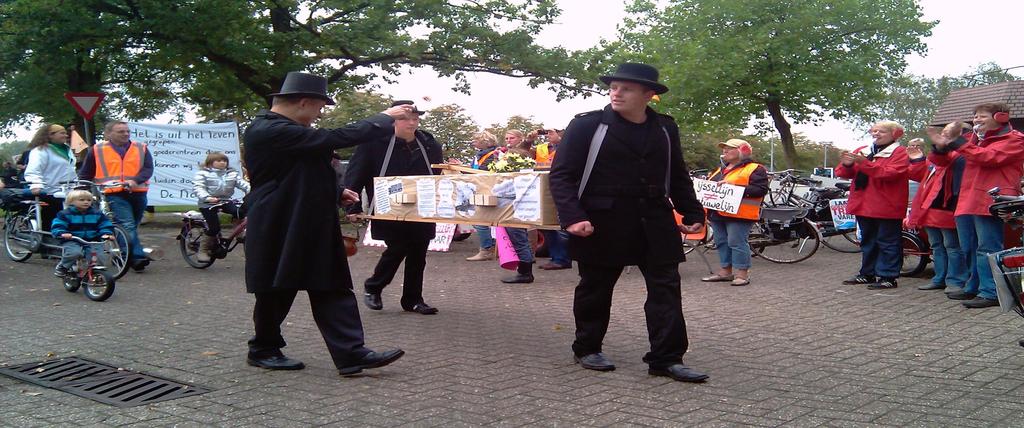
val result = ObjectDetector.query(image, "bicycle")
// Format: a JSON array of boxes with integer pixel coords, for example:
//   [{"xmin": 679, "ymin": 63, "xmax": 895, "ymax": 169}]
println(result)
[
  {"xmin": 58, "ymin": 236, "xmax": 116, "ymax": 302},
  {"xmin": 3, "ymin": 181, "xmax": 132, "ymax": 279},
  {"xmin": 765, "ymin": 170, "xmax": 859, "ymax": 253},
  {"xmin": 177, "ymin": 199, "xmax": 247, "ymax": 268},
  {"xmin": 748, "ymin": 206, "xmax": 821, "ymax": 263}
]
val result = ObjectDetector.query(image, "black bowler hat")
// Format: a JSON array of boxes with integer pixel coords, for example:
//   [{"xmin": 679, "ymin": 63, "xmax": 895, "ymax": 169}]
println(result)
[
  {"xmin": 391, "ymin": 100, "xmax": 426, "ymax": 115},
  {"xmin": 599, "ymin": 63, "xmax": 669, "ymax": 94},
  {"xmin": 268, "ymin": 71, "xmax": 336, "ymax": 105}
]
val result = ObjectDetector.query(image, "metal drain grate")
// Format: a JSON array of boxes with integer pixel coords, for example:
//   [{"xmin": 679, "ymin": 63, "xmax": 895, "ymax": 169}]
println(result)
[{"xmin": 0, "ymin": 357, "xmax": 209, "ymax": 407}]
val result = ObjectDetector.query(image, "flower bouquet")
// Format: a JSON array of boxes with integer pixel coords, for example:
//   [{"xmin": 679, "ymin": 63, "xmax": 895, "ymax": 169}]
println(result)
[{"xmin": 488, "ymin": 152, "xmax": 536, "ymax": 173}]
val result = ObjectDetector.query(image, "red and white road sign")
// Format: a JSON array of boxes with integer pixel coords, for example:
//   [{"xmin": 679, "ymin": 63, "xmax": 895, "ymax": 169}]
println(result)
[{"xmin": 64, "ymin": 92, "xmax": 105, "ymax": 120}]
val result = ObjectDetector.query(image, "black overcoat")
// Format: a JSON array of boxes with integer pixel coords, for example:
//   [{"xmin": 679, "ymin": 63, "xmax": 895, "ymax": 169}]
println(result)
[
  {"xmin": 243, "ymin": 110, "xmax": 394, "ymax": 292},
  {"xmin": 344, "ymin": 130, "xmax": 443, "ymax": 241},
  {"xmin": 548, "ymin": 105, "xmax": 705, "ymax": 266}
]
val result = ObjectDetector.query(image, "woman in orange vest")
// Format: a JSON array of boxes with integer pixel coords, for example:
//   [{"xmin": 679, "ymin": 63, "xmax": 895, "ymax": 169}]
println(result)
[{"xmin": 700, "ymin": 139, "xmax": 769, "ymax": 286}]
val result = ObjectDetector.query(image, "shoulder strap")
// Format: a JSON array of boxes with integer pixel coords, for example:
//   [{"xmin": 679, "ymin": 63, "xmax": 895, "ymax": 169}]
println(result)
[
  {"xmin": 378, "ymin": 135, "xmax": 397, "ymax": 177},
  {"xmin": 662, "ymin": 126, "xmax": 670, "ymax": 197},
  {"xmin": 414, "ymin": 137, "xmax": 432, "ymax": 176},
  {"xmin": 577, "ymin": 123, "xmax": 608, "ymax": 199}
]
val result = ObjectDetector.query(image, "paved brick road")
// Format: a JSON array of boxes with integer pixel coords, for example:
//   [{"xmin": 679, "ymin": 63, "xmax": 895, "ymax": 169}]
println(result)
[{"xmin": 3, "ymin": 226, "xmax": 1024, "ymax": 427}]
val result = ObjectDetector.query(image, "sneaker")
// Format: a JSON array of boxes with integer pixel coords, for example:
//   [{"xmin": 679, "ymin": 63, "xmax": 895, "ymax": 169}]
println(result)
[
  {"xmin": 867, "ymin": 279, "xmax": 897, "ymax": 290},
  {"xmin": 842, "ymin": 275, "xmax": 875, "ymax": 285},
  {"xmin": 53, "ymin": 266, "xmax": 68, "ymax": 277}
]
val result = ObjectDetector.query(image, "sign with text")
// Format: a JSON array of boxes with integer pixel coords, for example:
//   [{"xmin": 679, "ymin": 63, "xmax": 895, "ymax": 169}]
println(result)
[
  {"xmin": 692, "ymin": 178, "xmax": 744, "ymax": 214},
  {"xmin": 828, "ymin": 198, "xmax": 856, "ymax": 229},
  {"xmin": 362, "ymin": 222, "xmax": 457, "ymax": 252},
  {"xmin": 127, "ymin": 122, "xmax": 241, "ymax": 206}
]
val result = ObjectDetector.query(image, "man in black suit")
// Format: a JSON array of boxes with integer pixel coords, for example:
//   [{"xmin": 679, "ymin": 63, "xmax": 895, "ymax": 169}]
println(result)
[
  {"xmin": 548, "ymin": 63, "xmax": 709, "ymax": 383},
  {"xmin": 243, "ymin": 72, "xmax": 408, "ymax": 376},
  {"xmin": 344, "ymin": 100, "xmax": 443, "ymax": 315}
]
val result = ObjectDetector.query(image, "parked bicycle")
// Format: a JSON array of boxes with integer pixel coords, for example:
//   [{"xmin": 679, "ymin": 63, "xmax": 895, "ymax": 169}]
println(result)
[
  {"xmin": 58, "ymin": 236, "xmax": 116, "ymax": 302},
  {"xmin": 749, "ymin": 205, "xmax": 821, "ymax": 263},
  {"xmin": 986, "ymin": 188, "xmax": 1024, "ymax": 319},
  {"xmin": 765, "ymin": 169, "xmax": 859, "ymax": 253},
  {"xmin": 177, "ymin": 199, "xmax": 247, "ymax": 268},
  {"xmin": 3, "ymin": 180, "xmax": 131, "ymax": 279}
]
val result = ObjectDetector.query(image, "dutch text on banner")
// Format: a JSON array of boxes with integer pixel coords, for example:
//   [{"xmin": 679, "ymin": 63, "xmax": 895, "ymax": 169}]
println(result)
[
  {"xmin": 692, "ymin": 178, "xmax": 744, "ymax": 214},
  {"xmin": 828, "ymin": 198, "xmax": 856, "ymax": 230},
  {"xmin": 127, "ymin": 122, "xmax": 242, "ymax": 206}
]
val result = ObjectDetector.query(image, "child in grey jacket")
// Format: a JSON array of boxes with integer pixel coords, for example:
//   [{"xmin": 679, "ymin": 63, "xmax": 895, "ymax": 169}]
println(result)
[{"xmin": 192, "ymin": 152, "xmax": 250, "ymax": 261}]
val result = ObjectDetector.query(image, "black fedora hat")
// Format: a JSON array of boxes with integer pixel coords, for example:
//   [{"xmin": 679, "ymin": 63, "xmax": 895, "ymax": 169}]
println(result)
[
  {"xmin": 392, "ymin": 100, "xmax": 425, "ymax": 115},
  {"xmin": 268, "ymin": 71, "xmax": 336, "ymax": 105},
  {"xmin": 599, "ymin": 63, "xmax": 669, "ymax": 94}
]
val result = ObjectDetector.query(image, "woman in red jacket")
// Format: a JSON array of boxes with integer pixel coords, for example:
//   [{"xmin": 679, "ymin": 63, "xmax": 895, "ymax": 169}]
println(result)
[
  {"xmin": 906, "ymin": 137, "xmax": 968, "ymax": 293},
  {"xmin": 836, "ymin": 121, "xmax": 909, "ymax": 289},
  {"xmin": 928, "ymin": 103, "xmax": 1024, "ymax": 309}
]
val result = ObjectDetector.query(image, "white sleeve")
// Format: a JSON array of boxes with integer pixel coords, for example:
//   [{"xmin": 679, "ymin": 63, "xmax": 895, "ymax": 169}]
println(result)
[{"xmin": 23, "ymin": 149, "xmax": 46, "ymax": 190}]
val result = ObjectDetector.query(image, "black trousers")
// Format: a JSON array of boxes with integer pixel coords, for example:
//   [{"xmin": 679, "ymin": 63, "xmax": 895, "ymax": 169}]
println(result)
[
  {"xmin": 364, "ymin": 238, "xmax": 430, "ymax": 309},
  {"xmin": 572, "ymin": 262, "xmax": 689, "ymax": 368},
  {"xmin": 199, "ymin": 203, "xmax": 241, "ymax": 236},
  {"xmin": 249, "ymin": 289, "xmax": 370, "ymax": 368},
  {"xmin": 39, "ymin": 195, "xmax": 62, "ymax": 231}
]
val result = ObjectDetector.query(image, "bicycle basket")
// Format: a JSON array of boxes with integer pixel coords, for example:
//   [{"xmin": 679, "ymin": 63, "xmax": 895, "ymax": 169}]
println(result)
[
  {"xmin": 760, "ymin": 206, "xmax": 808, "ymax": 226},
  {"xmin": 989, "ymin": 248, "xmax": 1024, "ymax": 316},
  {"xmin": 989, "ymin": 198, "xmax": 1024, "ymax": 219}
]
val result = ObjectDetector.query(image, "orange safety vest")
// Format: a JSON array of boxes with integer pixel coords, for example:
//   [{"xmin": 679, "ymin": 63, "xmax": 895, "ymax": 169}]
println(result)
[
  {"xmin": 535, "ymin": 143, "xmax": 556, "ymax": 167},
  {"xmin": 93, "ymin": 141, "xmax": 149, "ymax": 193},
  {"xmin": 709, "ymin": 162, "xmax": 762, "ymax": 221}
]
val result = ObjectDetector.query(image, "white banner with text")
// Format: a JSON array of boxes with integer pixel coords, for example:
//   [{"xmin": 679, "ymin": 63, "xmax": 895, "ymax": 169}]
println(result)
[
  {"xmin": 692, "ymin": 178, "xmax": 744, "ymax": 214},
  {"xmin": 127, "ymin": 122, "xmax": 242, "ymax": 206}
]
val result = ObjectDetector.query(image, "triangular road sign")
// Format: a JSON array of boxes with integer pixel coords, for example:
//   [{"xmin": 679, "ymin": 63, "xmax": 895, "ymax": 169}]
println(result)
[{"xmin": 64, "ymin": 92, "xmax": 106, "ymax": 120}]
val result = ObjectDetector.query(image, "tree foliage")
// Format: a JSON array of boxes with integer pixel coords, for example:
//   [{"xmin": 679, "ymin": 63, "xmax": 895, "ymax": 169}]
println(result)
[
  {"xmin": 420, "ymin": 104, "xmax": 479, "ymax": 163},
  {"xmin": 618, "ymin": 0, "xmax": 935, "ymax": 168},
  {"xmin": 0, "ymin": 0, "xmax": 602, "ymax": 140},
  {"xmin": 853, "ymin": 62, "xmax": 1018, "ymax": 141}
]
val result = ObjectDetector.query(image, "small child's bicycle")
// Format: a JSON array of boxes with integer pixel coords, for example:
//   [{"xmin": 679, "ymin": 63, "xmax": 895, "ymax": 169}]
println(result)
[{"xmin": 59, "ymin": 236, "xmax": 116, "ymax": 302}]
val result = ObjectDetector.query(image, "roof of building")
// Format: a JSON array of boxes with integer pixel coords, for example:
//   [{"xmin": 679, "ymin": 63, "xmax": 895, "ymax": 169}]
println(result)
[{"xmin": 931, "ymin": 80, "xmax": 1024, "ymax": 125}]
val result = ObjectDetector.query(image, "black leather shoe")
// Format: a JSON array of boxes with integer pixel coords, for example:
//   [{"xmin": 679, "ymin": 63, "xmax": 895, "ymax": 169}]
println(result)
[
  {"xmin": 131, "ymin": 258, "xmax": 150, "ymax": 272},
  {"xmin": 947, "ymin": 291, "xmax": 977, "ymax": 300},
  {"xmin": 649, "ymin": 364, "xmax": 709, "ymax": 383},
  {"xmin": 574, "ymin": 353, "xmax": 615, "ymax": 371},
  {"xmin": 962, "ymin": 297, "xmax": 999, "ymax": 308},
  {"xmin": 918, "ymin": 283, "xmax": 946, "ymax": 291},
  {"xmin": 363, "ymin": 292, "xmax": 383, "ymax": 310},
  {"xmin": 403, "ymin": 302, "xmax": 438, "ymax": 315},
  {"xmin": 842, "ymin": 275, "xmax": 875, "ymax": 285},
  {"xmin": 246, "ymin": 355, "xmax": 305, "ymax": 370},
  {"xmin": 338, "ymin": 349, "xmax": 404, "ymax": 376},
  {"xmin": 867, "ymin": 279, "xmax": 897, "ymax": 290}
]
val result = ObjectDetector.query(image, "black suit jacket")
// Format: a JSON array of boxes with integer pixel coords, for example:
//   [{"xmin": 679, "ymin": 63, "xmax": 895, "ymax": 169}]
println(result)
[
  {"xmin": 548, "ymin": 105, "xmax": 704, "ymax": 266},
  {"xmin": 344, "ymin": 130, "xmax": 443, "ymax": 242}
]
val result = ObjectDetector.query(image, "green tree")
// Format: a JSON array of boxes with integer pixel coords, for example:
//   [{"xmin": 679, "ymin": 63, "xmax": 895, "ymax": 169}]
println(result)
[
  {"xmin": 0, "ymin": 141, "xmax": 28, "ymax": 164},
  {"xmin": 486, "ymin": 115, "xmax": 546, "ymax": 144},
  {"xmin": 618, "ymin": 0, "xmax": 935, "ymax": 168},
  {"xmin": 420, "ymin": 104, "xmax": 479, "ymax": 163},
  {"xmin": 1, "ymin": 0, "xmax": 600, "ymax": 139},
  {"xmin": 317, "ymin": 91, "xmax": 394, "ymax": 159},
  {"xmin": 854, "ymin": 62, "xmax": 1018, "ymax": 141}
]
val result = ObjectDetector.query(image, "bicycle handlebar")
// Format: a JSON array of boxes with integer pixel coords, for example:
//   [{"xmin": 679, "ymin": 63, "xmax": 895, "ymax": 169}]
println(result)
[{"xmin": 67, "ymin": 235, "xmax": 111, "ymax": 245}]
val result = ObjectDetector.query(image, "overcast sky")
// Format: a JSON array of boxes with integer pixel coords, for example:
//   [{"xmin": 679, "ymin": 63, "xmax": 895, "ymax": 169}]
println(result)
[{"xmin": 4, "ymin": 0, "xmax": 1022, "ymax": 149}]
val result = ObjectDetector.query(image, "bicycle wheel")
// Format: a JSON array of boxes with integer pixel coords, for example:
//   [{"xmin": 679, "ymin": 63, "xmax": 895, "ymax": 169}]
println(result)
[
  {"xmin": 83, "ymin": 270, "xmax": 115, "ymax": 302},
  {"xmin": 900, "ymin": 231, "xmax": 930, "ymax": 277},
  {"xmin": 62, "ymin": 275, "xmax": 81, "ymax": 292},
  {"xmin": 751, "ymin": 219, "xmax": 820, "ymax": 263},
  {"xmin": 3, "ymin": 215, "xmax": 34, "ymax": 262},
  {"xmin": 180, "ymin": 222, "xmax": 215, "ymax": 269},
  {"xmin": 820, "ymin": 225, "xmax": 861, "ymax": 253},
  {"xmin": 105, "ymin": 224, "xmax": 131, "ymax": 279}
]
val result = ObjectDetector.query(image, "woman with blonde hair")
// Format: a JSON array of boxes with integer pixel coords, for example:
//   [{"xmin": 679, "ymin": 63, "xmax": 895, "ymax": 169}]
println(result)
[{"xmin": 24, "ymin": 123, "xmax": 77, "ymax": 230}]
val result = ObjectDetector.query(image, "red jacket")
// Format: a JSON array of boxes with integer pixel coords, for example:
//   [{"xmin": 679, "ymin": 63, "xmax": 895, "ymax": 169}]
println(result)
[
  {"xmin": 835, "ymin": 143, "xmax": 909, "ymax": 220},
  {"xmin": 906, "ymin": 155, "xmax": 961, "ymax": 229},
  {"xmin": 930, "ymin": 126, "xmax": 1024, "ymax": 217}
]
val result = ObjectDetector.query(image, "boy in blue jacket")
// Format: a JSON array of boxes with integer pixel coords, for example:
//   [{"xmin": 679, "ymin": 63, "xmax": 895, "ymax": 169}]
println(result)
[{"xmin": 50, "ymin": 189, "xmax": 114, "ymax": 276}]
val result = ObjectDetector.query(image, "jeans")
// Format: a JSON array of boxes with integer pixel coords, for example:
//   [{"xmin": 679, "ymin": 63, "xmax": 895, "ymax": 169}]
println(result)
[
  {"xmin": 474, "ymin": 225, "xmax": 494, "ymax": 250},
  {"xmin": 542, "ymin": 229, "xmax": 570, "ymax": 265},
  {"xmin": 106, "ymin": 192, "xmax": 148, "ymax": 261},
  {"xmin": 708, "ymin": 217, "xmax": 755, "ymax": 270},
  {"xmin": 505, "ymin": 227, "xmax": 534, "ymax": 263},
  {"xmin": 924, "ymin": 227, "xmax": 968, "ymax": 287},
  {"xmin": 856, "ymin": 217, "xmax": 902, "ymax": 280},
  {"xmin": 955, "ymin": 215, "xmax": 1004, "ymax": 300},
  {"xmin": 59, "ymin": 241, "xmax": 106, "ymax": 269}
]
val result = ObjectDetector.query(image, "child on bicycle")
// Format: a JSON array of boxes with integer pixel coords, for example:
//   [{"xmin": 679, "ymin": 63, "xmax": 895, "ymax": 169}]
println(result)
[
  {"xmin": 50, "ymin": 189, "xmax": 114, "ymax": 277},
  {"xmin": 192, "ymin": 152, "xmax": 250, "ymax": 262}
]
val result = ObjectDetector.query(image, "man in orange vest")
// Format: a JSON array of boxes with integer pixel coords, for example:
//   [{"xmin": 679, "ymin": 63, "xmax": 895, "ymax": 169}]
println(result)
[{"xmin": 78, "ymin": 121, "xmax": 154, "ymax": 272}]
